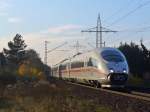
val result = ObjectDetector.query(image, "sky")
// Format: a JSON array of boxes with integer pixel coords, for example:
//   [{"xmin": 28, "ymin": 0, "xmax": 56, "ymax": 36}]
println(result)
[{"xmin": 1, "ymin": 0, "xmax": 150, "ymax": 65}]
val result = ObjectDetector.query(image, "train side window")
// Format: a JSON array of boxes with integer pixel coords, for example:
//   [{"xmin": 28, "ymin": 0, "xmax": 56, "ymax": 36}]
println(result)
[
  {"xmin": 87, "ymin": 58, "xmax": 93, "ymax": 66},
  {"xmin": 59, "ymin": 64, "xmax": 66, "ymax": 70},
  {"xmin": 92, "ymin": 58, "xmax": 98, "ymax": 68},
  {"xmin": 88, "ymin": 58, "xmax": 98, "ymax": 68},
  {"xmin": 71, "ymin": 61, "xmax": 84, "ymax": 68}
]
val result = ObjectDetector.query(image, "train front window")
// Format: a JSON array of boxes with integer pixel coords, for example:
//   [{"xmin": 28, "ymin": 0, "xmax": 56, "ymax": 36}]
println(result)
[{"xmin": 101, "ymin": 50, "xmax": 124, "ymax": 62}]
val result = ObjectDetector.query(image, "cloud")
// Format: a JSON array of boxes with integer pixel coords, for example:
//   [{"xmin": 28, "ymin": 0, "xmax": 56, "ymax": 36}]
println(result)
[
  {"xmin": 8, "ymin": 17, "xmax": 22, "ymax": 23},
  {"xmin": 0, "ymin": 0, "xmax": 23, "ymax": 23},
  {"xmin": 0, "ymin": 12, "xmax": 8, "ymax": 16},
  {"xmin": 0, "ymin": 35, "xmax": 12, "ymax": 55},
  {"xmin": 0, "ymin": 24, "xmax": 84, "ymax": 65},
  {"xmin": 0, "ymin": 0, "xmax": 12, "ymax": 16},
  {"xmin": 41, "ymin": 24, "xmax": 82, "ymax": 34},
  {"xmin": 24, "ymin": 24, "xmax": 84, "ymax": 64},
  {"xmin": 0, "ymin": 0, "xmax": 10, "ymax": 10}
]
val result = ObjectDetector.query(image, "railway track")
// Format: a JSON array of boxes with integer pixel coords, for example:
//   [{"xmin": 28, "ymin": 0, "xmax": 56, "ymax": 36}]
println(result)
[
  {"xmin": 107, "ymin": 88, "xmax": 150, "ymax": 99},
  {"xmin": 67, "ymin": 81, "xmax": 150, "ymax": 101},
  {"xmin": 130, "ymin": 91, "xmax": 150, "ymax": 98}
]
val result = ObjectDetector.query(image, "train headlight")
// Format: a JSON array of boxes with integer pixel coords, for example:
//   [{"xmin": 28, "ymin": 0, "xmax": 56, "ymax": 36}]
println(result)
[
  {"xmin": 123, "ymin": 69, "xmax": 127, "ymax": 73},
  {"xmin": 109, "ymin": 69, "xmax": 114, "ymax": 73}
]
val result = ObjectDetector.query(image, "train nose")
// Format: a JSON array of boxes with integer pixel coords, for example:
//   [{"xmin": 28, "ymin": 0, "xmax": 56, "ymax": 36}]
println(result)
[
  {"xmin": 107, "ymin": 62, "xmax": 128, "ymax": 74},
  {"xmin": 107, "ymin": 73, "xmax": 128, "ymax": 85}
]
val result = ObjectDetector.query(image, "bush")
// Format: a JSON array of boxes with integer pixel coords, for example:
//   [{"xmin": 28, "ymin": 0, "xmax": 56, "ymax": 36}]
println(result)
[
  {"xmin": 18, "ymin": 63, "xmax": 46, "ymax": 81},
  {"xmin": 127, "ymin": 75, "xmax": 144, "ymax": 86},
  {"xmin": 0, "ymin": 71, "xmax": 17, "ymax": 85}
]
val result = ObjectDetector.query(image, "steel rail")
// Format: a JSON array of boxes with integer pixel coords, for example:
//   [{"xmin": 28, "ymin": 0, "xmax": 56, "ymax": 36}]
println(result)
[{"xmin": 67, "ymin": 81, "xmax": 150, "ymax": 102}]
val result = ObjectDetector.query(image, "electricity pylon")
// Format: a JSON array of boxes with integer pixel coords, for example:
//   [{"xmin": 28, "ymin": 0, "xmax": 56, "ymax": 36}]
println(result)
[
  {"xmin": 70, "ymin": 41, "xmax": 85, "ymax": 54},
  {"xmin": 81, "ymin": 14, "xmax": 117, "ymax": 48}
]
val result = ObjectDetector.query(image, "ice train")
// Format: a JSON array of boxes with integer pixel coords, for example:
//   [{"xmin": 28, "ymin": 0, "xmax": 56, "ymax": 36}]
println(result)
[{"xmin": 52, "ymin": 47, "xmax": 129, "ymax": 87}]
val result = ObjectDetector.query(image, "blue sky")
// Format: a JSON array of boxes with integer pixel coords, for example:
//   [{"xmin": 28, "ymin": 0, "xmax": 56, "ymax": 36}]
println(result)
[{"xmin": 1, "ymin": 0, "xmax": 150, "ymax": 64}]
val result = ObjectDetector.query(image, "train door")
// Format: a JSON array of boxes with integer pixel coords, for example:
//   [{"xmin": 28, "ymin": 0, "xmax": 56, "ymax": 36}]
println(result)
[{"xmin": 59, "ymin": 65, "xmax": 62, "ymax": 79}]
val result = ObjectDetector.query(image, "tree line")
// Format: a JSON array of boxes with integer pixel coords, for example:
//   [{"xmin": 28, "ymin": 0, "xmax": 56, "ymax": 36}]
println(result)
[
  {"xmin": 118, "ymin": 41, "xmax": 150, "ymax": 79},
  {"xmin": 0, "ymin": 34, "xmax": 50, "ymax": 84},
  {"xmin": 0, "ymin": 34, "xmax": 149, "ymax": 84}
]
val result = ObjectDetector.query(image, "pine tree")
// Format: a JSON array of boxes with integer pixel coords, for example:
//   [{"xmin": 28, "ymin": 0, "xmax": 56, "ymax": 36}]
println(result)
[
  {"xmin": 0, "ymin": 52, "xmax": 6, "ymax": 67},
  {"xmin": 118, "ymin": 42, "xmax": 144, "ymax": 77},
  {"xmin": 3, "ymin": 34, "xmax": 27, "ymax": 64},
  {"xmin": 140, "ymin": 40, "xmax": 150, "ymax": 72}
]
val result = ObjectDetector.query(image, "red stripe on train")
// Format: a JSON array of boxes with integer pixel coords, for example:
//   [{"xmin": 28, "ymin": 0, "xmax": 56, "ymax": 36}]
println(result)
[{"xmin": 55, "ymin": 67, "xmax": 105, "ymax": 75}]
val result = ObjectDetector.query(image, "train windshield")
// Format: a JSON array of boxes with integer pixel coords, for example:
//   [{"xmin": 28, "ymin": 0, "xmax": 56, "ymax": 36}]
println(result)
[{"xmin": 101, "ymin": 50, "xmax": 124, "ymax": 62}]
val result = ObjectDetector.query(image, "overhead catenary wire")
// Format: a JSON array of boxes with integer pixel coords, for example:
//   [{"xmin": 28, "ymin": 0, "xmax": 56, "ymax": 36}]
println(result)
[
  {"xmin": 83, "ymin": 1, "xmax": 150, "ymax": 48},
  {"xmin": 109, "ymin": 0, "xmax": 150, "ymax": 26},
  {"xmin": 47, "ymin": 42, "xmax": 68, "ymax": 53},
  {"xmin": 103, "ymin": 0, "xmax": 138, "ymax": 23},
  {"xmin": 117, "ymin": 25, "xmax": 150, "ymax": 33}
]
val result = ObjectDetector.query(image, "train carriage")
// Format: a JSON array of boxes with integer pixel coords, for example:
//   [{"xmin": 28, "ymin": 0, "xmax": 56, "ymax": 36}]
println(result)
[{"xmin": 52, "ymin": 47, "xmax": 129, "ymax": 88}]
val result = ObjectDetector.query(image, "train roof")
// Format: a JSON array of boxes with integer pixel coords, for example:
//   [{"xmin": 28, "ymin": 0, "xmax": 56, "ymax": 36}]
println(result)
[
  {"xmin": 53, "ymin": 47, "xmax": 123, "ymax": 67},
  {"xmin": 95, "ymin": 47, "xmax": 121, "ymax": 53}
]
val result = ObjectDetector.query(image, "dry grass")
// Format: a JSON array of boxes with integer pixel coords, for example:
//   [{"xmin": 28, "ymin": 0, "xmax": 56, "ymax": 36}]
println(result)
[{"xmin": 0, "ymin": 79, "xmax": 112, "ymax": 112}]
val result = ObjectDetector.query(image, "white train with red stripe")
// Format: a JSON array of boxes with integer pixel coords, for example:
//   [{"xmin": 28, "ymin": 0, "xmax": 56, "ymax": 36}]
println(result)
[{"xmin": 52, "ymin": 47, "xmax": 129, "ymax": 87}]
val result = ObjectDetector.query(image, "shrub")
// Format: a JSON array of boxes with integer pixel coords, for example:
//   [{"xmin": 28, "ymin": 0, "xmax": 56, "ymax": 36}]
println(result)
[
  {"xmin": 127, "ymin": 75, "xmax": 144, "ymax": 86},
  {"xmin": 18, "ymin": 63, "xmax": 46, "ymax": 82},
  {"xmin": 0, "ymin": 70, "xmax": 17, "ymax": 85}
]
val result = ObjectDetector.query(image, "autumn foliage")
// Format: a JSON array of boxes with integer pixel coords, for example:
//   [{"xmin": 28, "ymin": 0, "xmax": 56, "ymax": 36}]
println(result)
[{"xmin": 0, "ymin": 34, "xmax": 50, "ymax": 84}]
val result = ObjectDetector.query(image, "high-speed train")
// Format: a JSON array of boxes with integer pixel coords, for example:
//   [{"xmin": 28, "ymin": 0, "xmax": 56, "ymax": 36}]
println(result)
[{"xmin": 52, "ymin": 47, "xmax": 129, "ymax": 87}]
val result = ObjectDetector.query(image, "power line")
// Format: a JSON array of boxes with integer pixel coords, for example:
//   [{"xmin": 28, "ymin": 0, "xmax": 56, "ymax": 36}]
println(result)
[
  {"xmin": 103, "ymin": 0, "xmax": 149, "ymax": 45},
  {"xmin": 110, "ymin": 29, "xmax": 145, "ymax": 47},
  {"xmin": 103, "ymin": 0, "xmax": 137, "ymax": 23},
  {"xmin": 118, "ymin": 25, "xmax": 150, "ymax": 33},
  {"xmin": 106, "ymin": 24, "xmax": 150, "ymax": 46},
  {"xmin": 44, "ymin": 41, "xmax": 68, "ymax": 65},
  {"xmin": 110, "ymin": 0, "xmax": 150, "ymax": 26},
  {"xmin": 47, "ymin": 42, "xmax": 68, "ymax": 53}
]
